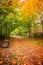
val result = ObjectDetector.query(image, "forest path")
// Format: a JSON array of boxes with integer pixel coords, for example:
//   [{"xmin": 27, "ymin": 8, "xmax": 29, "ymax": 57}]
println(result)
[{"xmin": 0, "ymin": 38, "xmax": 43, "ymax": 65}]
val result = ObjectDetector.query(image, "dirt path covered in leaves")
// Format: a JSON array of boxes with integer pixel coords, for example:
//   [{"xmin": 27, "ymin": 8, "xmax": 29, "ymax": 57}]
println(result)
[{"xmin": 0, "ymin": 38, "xmax": 43, "ymax": 65}]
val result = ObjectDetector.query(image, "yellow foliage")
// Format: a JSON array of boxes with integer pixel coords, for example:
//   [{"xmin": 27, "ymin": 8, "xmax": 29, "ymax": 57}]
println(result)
[
  {"xmin": 2, "ymin": 0, "xmax": 42, "ymax": 19},
  {"xmin": 11, "ymin": 0, "xmax": 19, "ymax": 3},
  {"xmin": 9, "ymin": 13, "xmax": 14, "ymax": 16}
]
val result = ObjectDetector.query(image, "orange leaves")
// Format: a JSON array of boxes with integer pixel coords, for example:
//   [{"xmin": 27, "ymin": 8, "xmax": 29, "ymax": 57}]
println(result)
[
  {"xmin": 10, "ymin": 0, "xmax": 40, "ymax": 14},
  {"xmin": 2, "ymin": 0, "xmax": 42, "ymax": 16},
  {"xmin": 39, "ymin": 1, "xmax": 43, "ymax": 11},
  {"xmin": 11, "ymin": 59, "xmax": 17, "ymax": 64},
  {"xmin": 0, "ymin": 38, "xmax": 43, "ymax": 65},
  {"xmin": 28, "ymin": 0, "xmax": 39, "ymax": 13},
  {"xmin": 0, "ymin": 48, "xmax": 2, "ymax": 53},
  {"xmin": 3, "ymin": 0, "xmax": 40, "ymax": 19},
  {"xmin": 20, "ymin": 0, "xmax": 40, "ymax": 15},
  {"xmin": 18, "ymin": 53, "xmax": 24, "ymax": 57},
  {"xmin": 0, "ymin": 48, "xmax": 3, "ymax": 64},
  {"xmin": 0, "ymin": 61, "xmax": 3, "ymax": 64}
]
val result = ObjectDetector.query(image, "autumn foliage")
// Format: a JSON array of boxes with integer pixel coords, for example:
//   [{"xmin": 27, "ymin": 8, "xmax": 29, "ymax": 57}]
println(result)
[{"xmin": 0, "ymin": 38, "xmax": 43, "ymax": 65}]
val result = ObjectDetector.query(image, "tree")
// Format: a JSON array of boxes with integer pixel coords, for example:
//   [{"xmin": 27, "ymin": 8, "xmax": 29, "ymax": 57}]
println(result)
[{"xmin": 0, "ymin": 0, "xmax": 18, "ymax": 38}]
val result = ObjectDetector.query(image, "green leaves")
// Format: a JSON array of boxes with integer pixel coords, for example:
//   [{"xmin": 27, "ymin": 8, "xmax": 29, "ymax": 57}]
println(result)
[
  {"xmin": 0, "ymin": 0, "xmax": 42, "ymax": 39},
  {"xmin": 35, "ymin": 41, "xmax": 43, "ymax": 47},
  {"xmin": 10, "ymin": 26, "xmax": 28, "ymax": 38}
]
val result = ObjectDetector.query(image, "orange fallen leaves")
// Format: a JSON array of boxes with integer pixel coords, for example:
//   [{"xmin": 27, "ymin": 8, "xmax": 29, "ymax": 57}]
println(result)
[
  {"xmin": 0, "ymin": 38, "xmax": 43, "ymax": 65},
  {"xmin": 18, "ymin": 53, "xmax": 24, "ymax": 56},
  {"xmin": 0, "ymin": 48, "xmax": 2, "ymax": 50},
  {"xmin": 0, "ymin": 61, "xmax": 3, "ymax": 64},
  {"xmin": 11, "ymin": 59, "xmax": 16, "ymax": 64}
]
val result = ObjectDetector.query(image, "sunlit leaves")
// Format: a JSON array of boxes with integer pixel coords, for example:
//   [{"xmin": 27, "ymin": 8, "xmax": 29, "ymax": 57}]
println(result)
[{"xmin": 0, "ymin": 0, "xmax": 42, "ymax": 38}]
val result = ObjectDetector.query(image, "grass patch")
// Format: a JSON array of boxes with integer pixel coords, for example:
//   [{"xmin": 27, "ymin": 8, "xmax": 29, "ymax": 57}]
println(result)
[{"xmin": 36, "ymin": 41, "xmax": 43, "ymax": 47}]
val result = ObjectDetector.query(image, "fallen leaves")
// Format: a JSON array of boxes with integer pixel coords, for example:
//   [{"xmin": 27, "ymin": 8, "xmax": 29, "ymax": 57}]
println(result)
[
  {"xmin": 11, "ymin": 59, "xmax": 17, "ymax": 64},
  {"xmin": 0, "ymin": 38, "xmax": 43, "ymax": 65},
  {"xmin": 0, "ymin": 61, "xmax": 3, "ymax": 64}
]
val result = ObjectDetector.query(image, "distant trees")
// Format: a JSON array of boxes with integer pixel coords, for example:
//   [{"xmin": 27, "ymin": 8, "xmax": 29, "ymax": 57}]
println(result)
[
  {"xmin": 0, "ymin": 0, "xmax": 16, "ymax": 38},
  {"xmin": 0, "ymin": 0, "xmax": 43, "ymax": 39}
]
